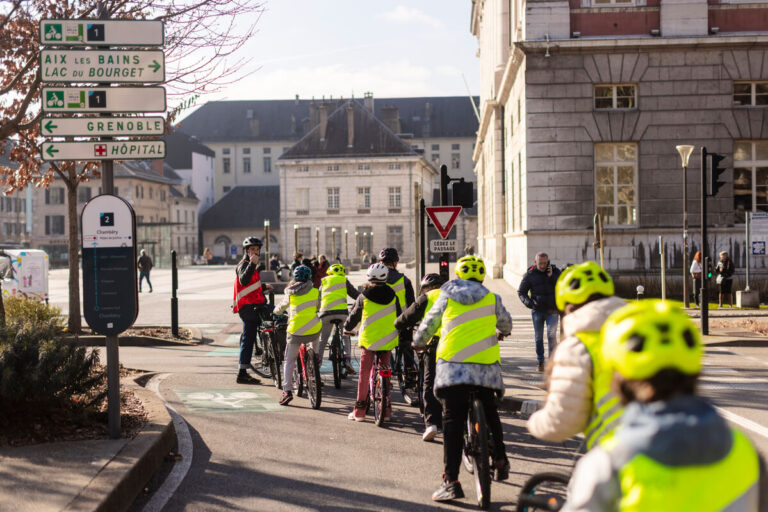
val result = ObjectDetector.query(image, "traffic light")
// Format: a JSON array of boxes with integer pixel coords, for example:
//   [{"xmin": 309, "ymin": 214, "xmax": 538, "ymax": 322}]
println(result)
[
  {"xmin": 453, "ymin": 179, "xmax": 474, "ymax": 208},
  {"xmin": 707, "ymin": 153, "xmax": 727, "ymax": 196},
  {"xmin": 439, "ymin": 254, "xmax": 450, "ymax": 282},
  {"xmin": 706, "ymin": 261, "xmax": 713, "ymax": 280},
  {"xmin": 440, "ymin": 165, "xmax": 450, "ymax": 205}
]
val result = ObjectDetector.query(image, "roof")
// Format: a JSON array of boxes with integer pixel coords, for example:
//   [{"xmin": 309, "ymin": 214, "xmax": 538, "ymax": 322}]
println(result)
[
  {"xmin": 177, "ymin": 96, "xmax": 480, "ymax": 143},
  {"xmin": 115, "ymin": 161, "xmax": 181, "ymax": 185},
  {"xmin": 170, "ymin": 184, "xmax": 199, "ymax": 201},
  {"xmin": 200, "ymin": 186, "xmax": 280, "ymax": 230},
  {"xmin": 280, "ymin": 100, "xmax": 418, "ymax": 160},
  {"xmin": 164, "ymin": 130, "xmax": 215, "ymax": 170}
]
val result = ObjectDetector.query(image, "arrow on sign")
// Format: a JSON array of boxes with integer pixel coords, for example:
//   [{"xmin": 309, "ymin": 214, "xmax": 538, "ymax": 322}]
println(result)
[
  {"xmin": 43, "ymin": 119, "xmax": 58, "ymax": 134},
  {"xmin": 148, "ymin": 60, "xmax": 161, "ymax": 73},
  {"xmin": 425, "ymin": 206, "xmax": 462, "ymax": 239},
  {"xmin": 45, "ymin": 145, "xmax": 59, "ymax": 158}
]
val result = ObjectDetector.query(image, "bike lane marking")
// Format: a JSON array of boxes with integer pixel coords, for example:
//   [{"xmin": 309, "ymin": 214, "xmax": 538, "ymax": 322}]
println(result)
[
  {"xmin": 205, "ymin": 347, "xmax": 240, "ymax": 356},
  {"xmin": 175, "ymin": 388, "xmax": 284, "ymax": 413}
]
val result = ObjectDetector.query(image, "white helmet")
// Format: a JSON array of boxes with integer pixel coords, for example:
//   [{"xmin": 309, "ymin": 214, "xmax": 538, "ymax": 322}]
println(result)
[{"xmin": 366, "ymin": 263, "xmax": 389, "ymax": 283}]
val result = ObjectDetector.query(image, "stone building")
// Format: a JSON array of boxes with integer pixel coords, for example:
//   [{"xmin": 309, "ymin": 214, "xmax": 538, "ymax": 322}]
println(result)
[
  {"xmin": 0, "ymin": 147, "xmax": 30, "ymax": 248},
  {"xmin": 470, "ymin": 0, "xmax": 768, "ymax": 286},
  {"xmin": 165, "ymin": 130, "xmax": 216, "ymax": 220}
]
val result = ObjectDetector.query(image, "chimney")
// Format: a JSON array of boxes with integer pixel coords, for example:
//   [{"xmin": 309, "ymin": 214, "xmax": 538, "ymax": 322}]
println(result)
[
  {"xmin": 347, "ymin": 104, "xmax": 354, "ymax": 148},
  {"xmin": 364, "ymin": 91, "xmax": 374, "ymax": 112},
  {"xmin": 309, "ymin": 100, "xmax": 318, "ymax": 126},
  {"xmin": 381, "ymin": 105, "xmax": 400, "ymax": 133},
  {"xmin": 152, "ymin": 159, "xmax": 164, "ymax": 176},
  {"xmin": 318, "ymin": 104, "xmax": 328, "ymax": 142}
]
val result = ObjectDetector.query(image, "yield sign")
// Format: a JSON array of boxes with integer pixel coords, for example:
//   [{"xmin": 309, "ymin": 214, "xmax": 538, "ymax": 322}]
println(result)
[{"xmin": 426, "ymin": 206, "xmax": 462, "ymax": 239}]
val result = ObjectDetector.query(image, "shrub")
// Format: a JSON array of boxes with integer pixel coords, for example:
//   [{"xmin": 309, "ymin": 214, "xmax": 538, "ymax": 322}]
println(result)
[{"xmin": 4, "ymin": 296, "xmax": 66, "ymax": 338}]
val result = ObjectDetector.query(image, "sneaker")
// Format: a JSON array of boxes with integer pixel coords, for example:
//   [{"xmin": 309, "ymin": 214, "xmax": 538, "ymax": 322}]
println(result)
[
  {"xmin": 236, "ymin": 371, "xmax": 260, "ymax": 384},
  {"xmin": 149, "ymin": 289, "xmax": 153, "ymax": 293},
  {"xmin": 432, "ymin": 477, "xmax": 464, "ymax": 502},
  {"xmin": 279, "ymin": 391, "xmax": 293, "ymax": 406},
  {"xmin": 344, "ymin": 362, "xmax": 357, "ymax": 375},
  {"xmin": 536, "ymin": 362, "xmax": 545, "ymax": 372},
  {"xmin": 347, "ymin": 411, "xmax": 364, "ymax": 422},
  {"xmin": 494, "ymin": 458, "xmax": 510, "ymax": 481},
  {"xmin": 422, "ymin": 424, "xmax": 439, "ymax": 442}
]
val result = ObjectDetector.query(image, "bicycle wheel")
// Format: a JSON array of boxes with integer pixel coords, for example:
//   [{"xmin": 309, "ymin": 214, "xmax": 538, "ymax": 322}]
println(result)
[
  {"xmin": 469, "ymin": 398, "xmax": 492, "ymax": 510},
  {"xmin": 265, "ymin": 333, "xmax": 281, "ymax": 388},
  {"xmin": 417, "ymin": 352, "xmax": 426, "ymax": 417},
  {"xmin": 393, "ymin": 348, "xmax": 411, "ymax": 405},
  {"xmin": 295, "ymin": 355, "xmax": 305, "ymax": 397},
  {"xmin": 331, "ymin": 327, "xmax": 342, "ymax": 389},
  {"xmin": 306, "ymin": 348, "xmax": 322, "ymax": 409},
  {"xmin": 516, "ymin": 472, "xmax": 569, "ymax": 512},
  {"xmin": 253, "ymin": 332, "xmax": 272, "ymax": 378}
]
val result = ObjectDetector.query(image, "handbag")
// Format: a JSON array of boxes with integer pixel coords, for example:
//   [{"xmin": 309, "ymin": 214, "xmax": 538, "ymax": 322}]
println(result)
[
  {"xmin": 692, "ymin": 272, "xmax": 702, "ymax": 280},
  {"xmin": 716, "ymin": 274, "xmax": 723, "ymax": 284}
]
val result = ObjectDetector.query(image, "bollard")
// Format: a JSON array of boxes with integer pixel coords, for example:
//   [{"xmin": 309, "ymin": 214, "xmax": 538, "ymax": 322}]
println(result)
[
  {"xmin": 636, "ymin": 285, "xmax": 645, "ymax": 302},
  {"xmin": 171, "ymin": 250, "xmax": 179, "ymax": 337}
]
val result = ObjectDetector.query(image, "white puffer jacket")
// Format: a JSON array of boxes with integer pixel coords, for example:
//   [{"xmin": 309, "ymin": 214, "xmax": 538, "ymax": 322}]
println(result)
[{"xmin": 526, "ymin": 296, "xmax": 626, "ymax": 442}]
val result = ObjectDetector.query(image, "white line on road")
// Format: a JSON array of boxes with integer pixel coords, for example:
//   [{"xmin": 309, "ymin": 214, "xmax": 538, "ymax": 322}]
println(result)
[
  {"xmin": 716, "ymin": 406, "xmax": 768, "ymax": 440},
  {"xmin": 143, "ymin": 373, "xmax": 193, "ymax": 512}
]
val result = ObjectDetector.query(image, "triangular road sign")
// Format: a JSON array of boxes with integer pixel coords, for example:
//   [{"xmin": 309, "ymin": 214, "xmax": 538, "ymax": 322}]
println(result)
[{"xmin": 426, "ymin": 206, "xmax": 462, "ymax": 239}]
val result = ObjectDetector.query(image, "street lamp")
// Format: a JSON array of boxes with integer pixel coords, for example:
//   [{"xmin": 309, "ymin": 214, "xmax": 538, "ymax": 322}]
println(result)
[
  {"xmin": 676, "ymin": 144, "xmax": 695, "ymax": 308},
  {"xmin": 332, "ymin": 227, "xmax": 336, "ymax": 260},
  {"xmin": 264, "ymin": 218, "xmax": 270, "ymax": 257},
  {"xmin": 293, "ymin": 224, "xmax": 298, "ymax": 254},
  {"xmin": 315, "ymin": 226, "xmax": 320, "ymax": 257},
  {"xmin": 355, "ymin": 231, "xmax": 359, "ymax": 256},
  {"xmin": 344, "ymin": 229, "xmax": 349, "ymax": 261}
]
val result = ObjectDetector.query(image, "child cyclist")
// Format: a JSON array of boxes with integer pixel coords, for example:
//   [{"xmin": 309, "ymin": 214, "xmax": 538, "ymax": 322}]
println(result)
[
  {"xmin": 273, "ymin": 265, "xmax": 322, "ymax": 406},
  {"xmin": 413, "ymin": 255, "xmax": 513, "ymax": 502},
  {"xmin": 317, "ymin": 263, "xmax": 359, "ymax": 374},
  {"xmin": 563, "ymin": 300, "xmax": 767, "ymax": 511},
  {"xmin": 395, "ymin": 273, "xmax": 445, "ymax": 441},
  {"xmin": 344, "ymin": 263, "xmax": 402, "ymax": 422}
]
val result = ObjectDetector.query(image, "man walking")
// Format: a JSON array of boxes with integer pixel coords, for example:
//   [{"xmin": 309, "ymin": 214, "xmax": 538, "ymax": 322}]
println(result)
[
  {"xmin": 137, "ymin": 249, "xmax": 153, "ymax": 293},
  {"xmin": 518, "ymin": 252, "xmax": 561, "ymax": 371}
]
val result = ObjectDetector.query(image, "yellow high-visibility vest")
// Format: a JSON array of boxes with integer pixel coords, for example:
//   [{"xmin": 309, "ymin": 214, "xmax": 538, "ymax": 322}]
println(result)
[
  {"xmin": 437, "ymin": 292, "xmax": 499, "ymax": 364},
  {"xmin": 320, "ymin": 275, "xmax": 347, "ymax": 313},
  {"xmin": 358, "ymin": 297, "xmax": 397, "ymax": 351},
  {"xmin": 577, "ymin": 331, "xmax": 623, "ymax": 449},
  {"xmin": 288, "ymin": 288, "xmax": 321, "ymax": 336}
]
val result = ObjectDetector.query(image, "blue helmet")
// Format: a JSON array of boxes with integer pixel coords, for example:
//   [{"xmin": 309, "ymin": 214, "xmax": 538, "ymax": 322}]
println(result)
[{"xmin": 293, "ymin": 265, "xmax": 312, "ymax": 283}]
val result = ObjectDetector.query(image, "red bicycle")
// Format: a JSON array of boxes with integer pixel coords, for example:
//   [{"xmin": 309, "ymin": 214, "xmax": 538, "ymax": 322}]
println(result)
[
  {"xmin": 367, "ymin": 350, "xmax": 391, "ymax": 427},
  {"xmin": 295, "ymin": 341, "xmax": 322, "ymax": 409}
]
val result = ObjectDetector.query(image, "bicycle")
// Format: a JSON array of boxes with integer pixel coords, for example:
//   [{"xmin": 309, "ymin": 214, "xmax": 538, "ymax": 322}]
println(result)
[
  {"xmin": 515, "ymin": 471, "xmax": 569, "ymax": 511},
  {"xmin": 459, "ymin": 387, "xmax": 499, "ymax": 510},
  {"xmin": 365, "ymin": 350, "xmax": 391, "ymax": 427},
  {"xmin": 295, "ymin": 341, "xmax": 322, "ymax": 409},
  {"xmin": 328, "ymin": 319, "xmax": 348, "ymax": 389},
  {"xmin": 392, "ymin": 341, "xmax": 420, "ymax": 407},
  {"xmin": 253, "ymin": 309, "xmax": 285, "ymax": 386}
]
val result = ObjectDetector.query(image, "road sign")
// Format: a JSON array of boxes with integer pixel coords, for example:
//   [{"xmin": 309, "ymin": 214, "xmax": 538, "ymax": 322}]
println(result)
[
  {"xmin": 40, "ymin": 19, "xmax": 164, "ymax": 46},
  {"xmin": 42, "ymin": 87, "xmax": 166, "ymax": 113},
  {"xmin": 430, "ymin": 239, "xmax": 458, "ymax": 253},
  {"xmin": 40, "ymin": 50, "xmax": 165, "ymax": 83},
  {"xmin": 425, "ymin": 206, "xmax": 462, "ymax": 239},
  {"xmin": 81, "ymin": 194, "xmax": 138, "ymax": 336},
  {"xmin": 41, "ymin": 116, "xmax": 165, "ymax": 137},
  {"xmin": 41, "ymin": 140, "xmax": 166, "ymax": 161}
]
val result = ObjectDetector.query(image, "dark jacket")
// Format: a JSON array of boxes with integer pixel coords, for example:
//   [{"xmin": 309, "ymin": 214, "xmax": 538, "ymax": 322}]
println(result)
[
  {"xmin": 518, "ymin": 264, "xmax": 561, "ymax": 312},
  {"xmin": 137, "ymin": 254, "xmax": 153, "ymax": 273},
  {"xmin": 386, "ymin": 268, "xmax": 415, "ymax": 308},
  {"xmin": 314, "ymin": 260, "xmax": 329, "ymax": 288},
  {"xmin": 236, "ymin": 257, "xmax": 269, "ymax": 293},
  {"xmin": 716, "ymin": 258, "xmax": 735, "ymax": 280},
  {"xmin": 395, "ymin": 293, "xmax": 430, "ymax": 331},
  {"xmin": 269, "ymin": 257, "xmax": 281, "ymax": 272},
  {"xmin": 345, "ymin": 283, "xmax": 402, "ymax": 332}
]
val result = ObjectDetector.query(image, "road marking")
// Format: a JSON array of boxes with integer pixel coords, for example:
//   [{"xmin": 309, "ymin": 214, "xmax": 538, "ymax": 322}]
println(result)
[
  {"xmin": 224, "ymin": 334, "xmax": 240, "ymax": 346},
  {"xmin": 205, "ymin": 347, "xmax": 239, "ymax": 356},
  {"xmin": 716, "ymin": 407, "xmax": 768, "ymax": 440},
  {"xmin": 143, "ymin": 373, "xmax": 192, "ymax": 512},
  {"xmin": 175, "ymin": 388, "xmax": 283, "ymax": 413}
]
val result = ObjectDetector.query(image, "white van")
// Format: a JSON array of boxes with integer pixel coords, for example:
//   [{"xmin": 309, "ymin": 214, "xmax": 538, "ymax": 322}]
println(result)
[{"xmin": 0, "ymin": 249, "xmax": 50, "ymax": 302}]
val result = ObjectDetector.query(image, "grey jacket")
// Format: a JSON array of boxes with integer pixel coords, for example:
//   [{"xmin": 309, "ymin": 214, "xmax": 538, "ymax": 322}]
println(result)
[
  {"xmin": 274, "ymin": 280, "xmax": 320, "ymax": 344},
  {"xmin": 414, "ymin": 279, "xmax": 512, "ymax": 394}
]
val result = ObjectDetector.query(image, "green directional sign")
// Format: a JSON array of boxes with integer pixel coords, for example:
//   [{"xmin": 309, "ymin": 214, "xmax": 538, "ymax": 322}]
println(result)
[
  {"xmin": 40, "ymin": 50, "xmax": 165, "ymax": 84},
  {"xmin": 41, "ymin": 87, "xmax": 166, "ymax": 113},
  {"xmin": 40, "ymin": 19, "xmax": 164, "ymax": 46},
  {"xmin": 41, "ymin": 116, "xmax": 165, "ymax": 137},
  {"xmin": 41, "ymin": 140, "xmax": 166, "ymax": 161}
]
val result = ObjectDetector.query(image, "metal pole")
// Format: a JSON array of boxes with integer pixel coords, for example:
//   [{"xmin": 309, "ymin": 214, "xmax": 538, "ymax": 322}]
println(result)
[
  {"xmin": 701, "ymin": 147, "xmax": 709, "ymax": 335},
  {"xmin": 171, "ymin": 249, "xmax": 178, "ymax": 337},
  {"xmin": 294, "ymin": 225, "xmax": 298, "ymax": 253},
  {"xmin": 420, "ymin": 199, "xmax": 426, "ymax": 277},
  {"xmin": 345, "ymin": 230, "xmax": 348, "ymax": 261},
  {"xmin": 264, "ymin": 221, "xmax": 270, "ymax": 257},
  {"xmin": 746, "ymin": 213, "xmax": 751, "ymax": 291},
  {"xmin": 332, "ymin": 229, "xmax": 336, "ymax": 259},
  {"xmin": 660, "ymin": 235, "xmax": 666, "ymax": 301},
  {"xmin": 682, "ymin": 164, "xmax": 689, "ymax": 307},
  {"xmin": 315, "ymin": 226, "xmax": 319, "ymax": 257},
  {"xmin": 106, "ymin": 335, "xmax": 120, "ymax": 438}
]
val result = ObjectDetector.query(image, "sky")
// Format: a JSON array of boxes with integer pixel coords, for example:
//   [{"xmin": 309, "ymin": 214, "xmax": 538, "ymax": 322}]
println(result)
[{"xmin": 186, "ymin": 1, "xmax": 479, "ymax": 110}]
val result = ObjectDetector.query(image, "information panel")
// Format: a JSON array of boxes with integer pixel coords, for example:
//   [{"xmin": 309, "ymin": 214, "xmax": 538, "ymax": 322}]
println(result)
[
  {"xmin": 40, "ymin": 50, "xmax": 165, "ymax": 83},
  {"xmin": 42, "ymin": 87, "xmax": 166, "ymax": 113},
  {"xmin": 42, "ymin": 140, "xmax": 166, "ymax": 161},
  {"xmin": 40, "ymin": 19, "xmax": 164, "ymax": 46},
  {"xmin": 41, "ymin": 116, "xmax": 165, "ymax": 137}
]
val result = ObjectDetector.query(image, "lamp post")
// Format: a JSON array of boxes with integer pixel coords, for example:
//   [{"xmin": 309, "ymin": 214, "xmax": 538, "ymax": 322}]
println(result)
[
  {"xmin": 363, "ymin": 232, "xmax": 368, "ymax": 256},
  {"xmin": 332, "ymin": 227, "xmax": 337, "ymax": 260},
  {"xmin": 315, "ymin": 226, "xmax": 320, "ymax": 257},
  {"xmin": 345, "ymin": 229, "xmax": 349, "ymax": 261},
  {"xmin": 676, "ymin": 144, "xmax": 695, "ymax": 308},
  {"xmin": 370, "ymin": 231, "xmax": 374, "ymax": 255},
  {"xmin": 264, "ymin": 219, "xmax": 270, "ymax": 257},
  {"xmin": 355, "ymin": 231, "xmax": 359, "ymax": 256},
  {"xmin": 293, "ymin": 224, "xmax": 298, "ymax": 253}
]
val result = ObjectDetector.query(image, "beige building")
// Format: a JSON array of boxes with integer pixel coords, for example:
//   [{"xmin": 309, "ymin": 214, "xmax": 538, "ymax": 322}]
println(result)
[{"xmin": 0, "ymin": 147, "xmax": 31, "ymax": 248}]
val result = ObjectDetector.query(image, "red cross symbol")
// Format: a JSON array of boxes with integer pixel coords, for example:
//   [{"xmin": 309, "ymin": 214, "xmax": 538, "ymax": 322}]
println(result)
[{"xmin": 94, "ymin": 144, "xmax": 107, "ymax": 157}]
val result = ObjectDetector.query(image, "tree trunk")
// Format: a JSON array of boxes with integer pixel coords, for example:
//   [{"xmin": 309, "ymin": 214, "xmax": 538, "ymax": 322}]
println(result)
[
  {"xmin": 0, "ymin": 293, "xmax": 5, "ymax": 328},
  {"xmin": 66, "ymin": 182, "xmax": 81, "ymax": 333}
]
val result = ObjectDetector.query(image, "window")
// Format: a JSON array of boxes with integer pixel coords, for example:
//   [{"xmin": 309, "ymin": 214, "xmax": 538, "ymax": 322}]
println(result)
[
  {"xmin": 140, "ymin": 186, "xmax": 144, "ymax": 199},
  {"xmin": 595, "ymin": 84, "xmax": 636, "ymax": 110},
  {"xmin": 160, "ymin": 189, "xmax": 164, "ymax": 201},
  {"xmin": 327, "ymin": 187, "xmax": 340, "ymax": 210},
  {"xmin": 176, "ymin": 210, "xmax": 180, "ymax": 223},
  {"xmin": 222, "ymin": 148, "xmax": 230, "ymax": 155},
  {"xmin": 298, "ymin": 165, "xmax": 309, "ymax": 172},
  {"xmin": 733, "ymin": 82, "xmax": 768, "ymax": 107},
  {"xmin": 149, "ymin": 187, "xmax": 153, "ymax": 199},
  {"xmin": 135, "ymin": 185, "xmax": 139, "ymax": 197},
  {"xmin": 263, "ymin": 147, "xmax": 271, "ymax": 154},
  {"xmin": 45, "ymin": 187, "xmax": 65, "ymax": 205},
  {"xmin": 387, "ymin": 226, "xmax": 403, "ymax": 254},
  {"xmin": 243, "ymin": 157, "xmax": 251, "ymax": 173},
  {"xmin": 297, "ymin": 227, "xmax": 311, "ymax": 252},
  {"xmin": 592, "ymin": 0, "xmax": 633, "ymax": 4},
  {"xmin": 114, "ymin": 187, "xmax": 118, "ymax": 196},
  {"xmin": 328, "ymin": 164, "xmax": 340, "ymax": 171},
  {"xmin": 243, "ymin": 147, "xmax": 250, "ymax": 155},
  {"xmin": 223, "ymin": 158, "xmax": 231, "ymax": 174},
  {"xmin": 452, "ymin": 143, "xmax": 460, "ymax": 151},
  {"xmin": 77, "ymin": 187, "xmax": 91, "ymax": 203},
  {"xmin": 451, "ymin": 153, "xmax": 460, "ymax": 169},
  {"xmin": 389, "ymin": 186, "xmax": 401, "ymax": 208},
  {"xmin": 358, "ymin": 164, "xmax": 370, "ymax": 170},
  {"xmin": 358, "ymin": 187, "xmax": 371, "ymax": 209},
  {"xmin": 388, "ymin": 163, "xmax": 401, "ymax": 170},
  {"xmin": 733, "ymin": 140, "xmax": 768, "ymax": 217},
  {"xmin": 45, "ymin": 215, "xmax": 65, "ymax": 235},
  {"xmin": 223, "ymin": 186, "xmax": 231, "ymax": 193},
  {"xmin": 297, "ymin": 187, "xmax": 310, "ymax": 213},
  {"xmin": 263, "ymin": 157, "xmax": 271, "ymax": 173},
  {"xmin": 595, "ymin": 143, "xmax": 638, "ymax": 226},
  {"xmin": 431, "ymin": 153, "xmax": 439, "ymax": 163},
  {"xmin": 431, "ymin": 144, "xmax": 440, "ymax": 151}
]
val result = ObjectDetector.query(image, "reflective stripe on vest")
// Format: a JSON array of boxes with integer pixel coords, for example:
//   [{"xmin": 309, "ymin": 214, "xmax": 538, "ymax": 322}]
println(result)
[
  {"xmin": 320, "ymin": 275, "xmax": 347, "ymax": 313},
  {"xmin": 288, "ymin": 288, "xmax": 321, "ymax": 336},
  {"xmin": 359, "ymin": 297, "xmax": 398, "ymax": 351},
  {"xmin": 388, "ymin": 276, "xmax": 406, "ymax": 308},
  {"xmin": 425, "ymin": 288, "xmax": 441, "ymax": 315},
  {"xmin": 232, "ymin": 269, "xmax": 265, "ymax": 312},
  {"xmin": 614, "ymin": 428, "xmax": 760, "ymax": 511},
  {"xmin": 437, "ymin": 292, "xmax": 499, "ymax": 364},
  {"xmin": 577, "ymin": 331, "xmax": 623, "ymax": 450}
]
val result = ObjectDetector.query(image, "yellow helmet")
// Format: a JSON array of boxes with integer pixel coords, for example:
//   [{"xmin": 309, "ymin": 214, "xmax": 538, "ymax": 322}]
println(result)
[
  {"xmin": 326, "ymin": 263, "xmax": 346, "ymax": 276},
  {"xmin": 601, "ymin": 300, "xmax": 702, "ymax": 381},
  {"xmin": 555, "ymin": 261, "xmax": 614, "ymax": 311},
  {"xmin": 455, "ymin": 255, "xmax": 486, "ymax": 282}
]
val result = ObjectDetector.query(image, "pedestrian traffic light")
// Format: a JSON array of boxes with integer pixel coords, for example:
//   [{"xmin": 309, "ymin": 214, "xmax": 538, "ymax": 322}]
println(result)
[
  {"xmin": 706, "ymin": 261, "xmax": 713, "ymax": 280},
  {"xmin": 439, "ymin": 254, "xmax": 450, "ymax": 282},
  {"xmin": 707, "ymin": 153, "xmax": 727, "ymax": 196}
]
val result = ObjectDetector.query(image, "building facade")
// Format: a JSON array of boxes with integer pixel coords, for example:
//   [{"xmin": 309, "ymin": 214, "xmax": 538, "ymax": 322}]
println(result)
[
  {"xmin": 471, "ymin": 0, "xmax": 768, "ymax": 285},
  {"xmin": 165, "ymin": 130, "xmax": 216, "ymax": 220}
]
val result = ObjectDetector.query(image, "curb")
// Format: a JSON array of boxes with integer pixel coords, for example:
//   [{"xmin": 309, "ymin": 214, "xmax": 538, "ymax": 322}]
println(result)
[
  {"xmin": 67, "ymin": 326, "xmax": 205, "ymax": 347},
  {"xmin": 500, "ymin": 396, "xmax": 542, "ymax": 414},
  {"xmin": 63, "ymin": 374, "xmax": 176, "ymax": 512}
]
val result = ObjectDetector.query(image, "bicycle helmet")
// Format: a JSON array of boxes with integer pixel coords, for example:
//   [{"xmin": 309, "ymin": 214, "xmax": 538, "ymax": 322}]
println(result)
[
  {"xmin": 242, "ymin": 237, "xmax": 262, "ymax": 249},
  {"xmin": 326, "ymin": 263, "xmax": 346, "ymax": 276},
  {"xmin": 379, "ymin": 247, "xmax": 399, "ymax": 263},
  {"xmin": 555, "ymin": 261, "xmax": 614, "ymax": 312},
  {"xmin": 366, "ymin": 263, "xmax": 389, "ymax": 283},
  {"xmin": 601, "ymin": 300, "xmax": 702, "ymax": 381},
  {"xmin": 455, "ymin": 255, "xmax": 486, "ymax": 282},
  {"xmin": 293, "ymin": 265, "xmax": 312, "ymax": 283},
  {"xmin": 420, "ymin": 273, "xmax": 444, "ymax": 289}
]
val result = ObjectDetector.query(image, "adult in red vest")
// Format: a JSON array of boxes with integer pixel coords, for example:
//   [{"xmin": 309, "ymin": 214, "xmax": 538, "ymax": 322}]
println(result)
[{"xmin": 232, "ymin": 237, "xmax": 273, "ymax": 384}]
